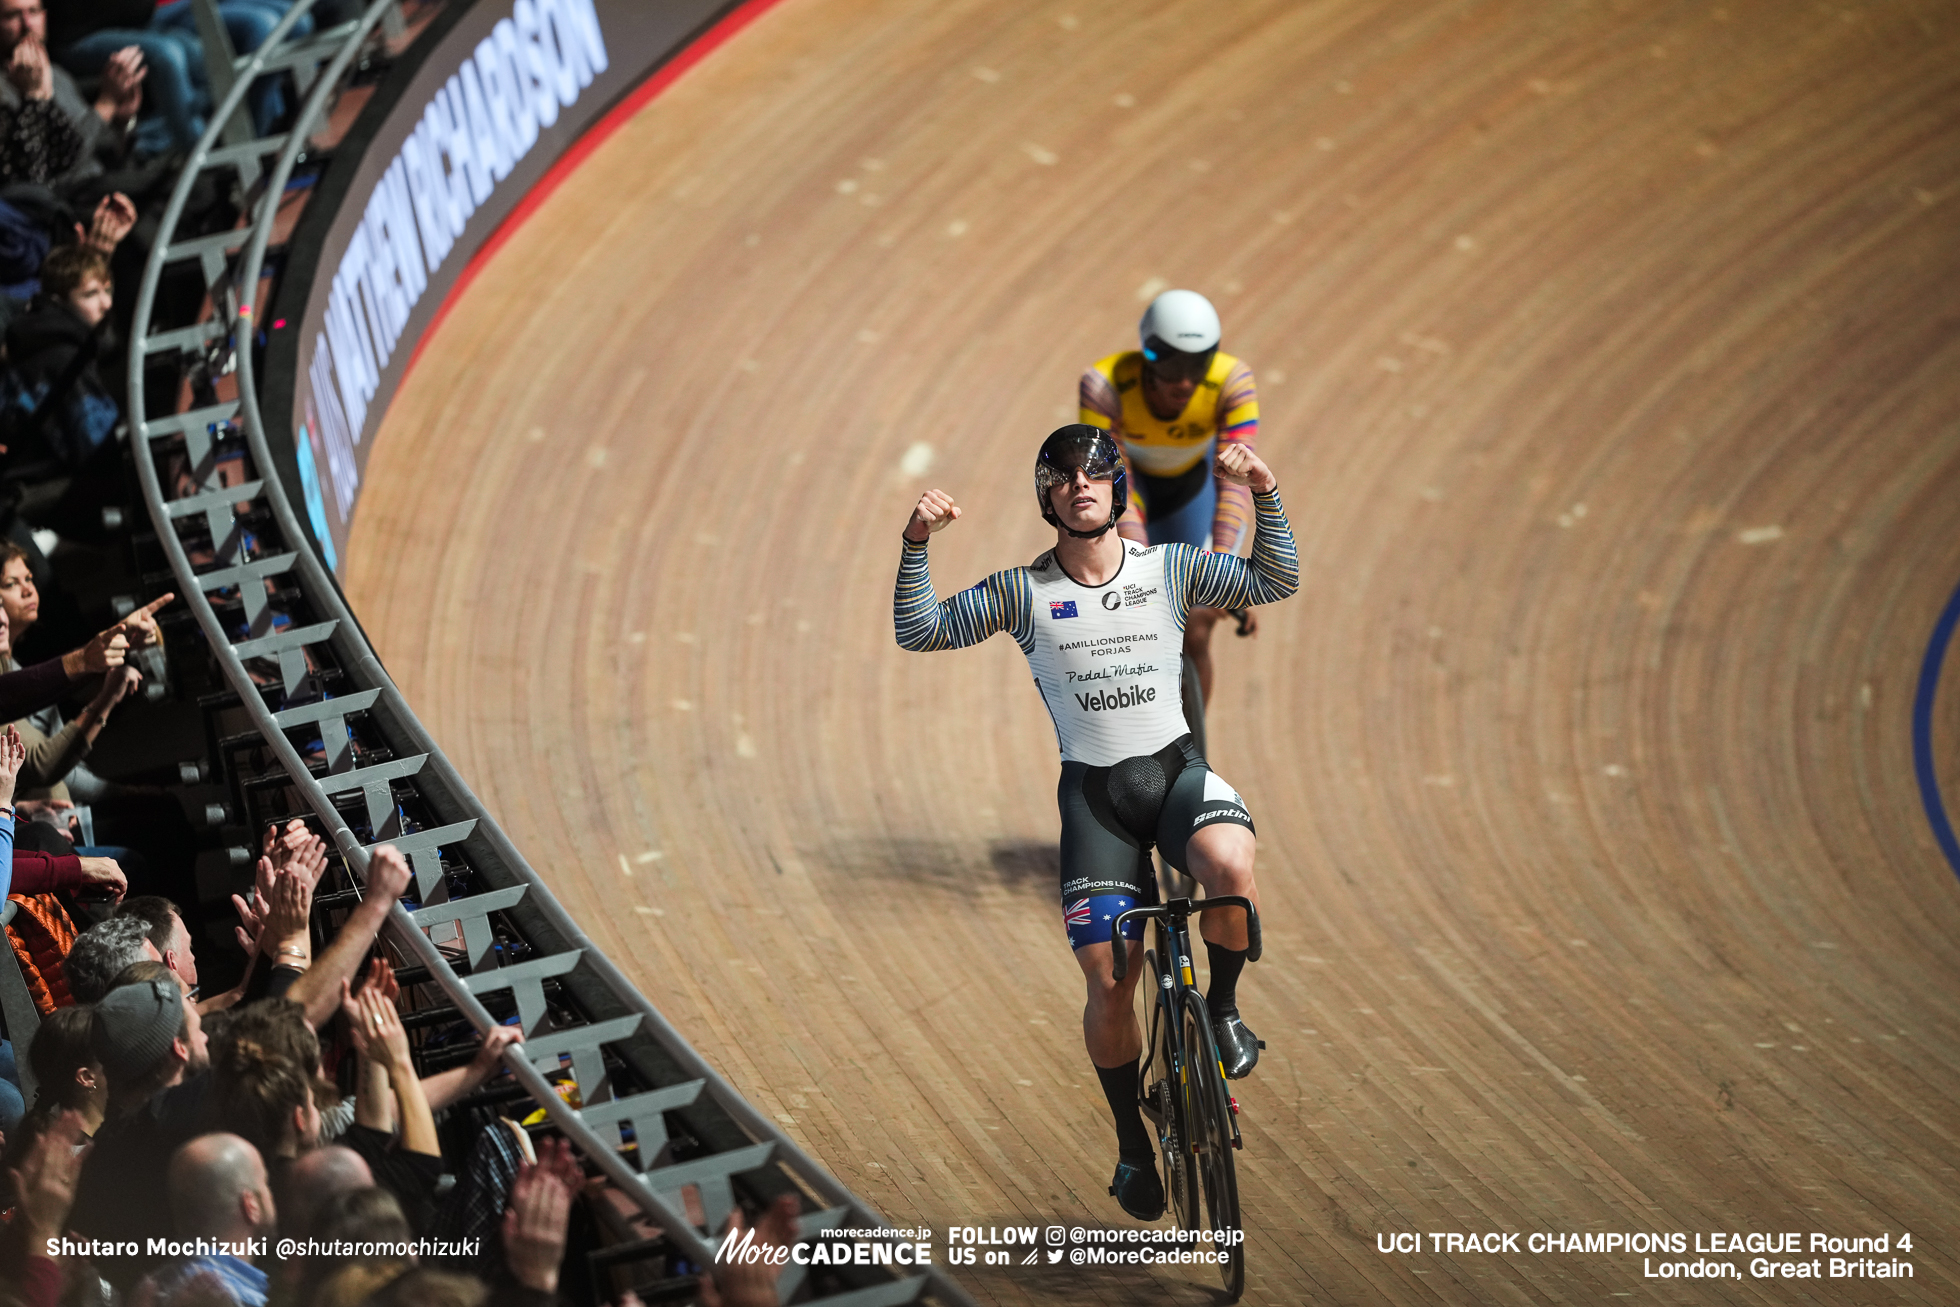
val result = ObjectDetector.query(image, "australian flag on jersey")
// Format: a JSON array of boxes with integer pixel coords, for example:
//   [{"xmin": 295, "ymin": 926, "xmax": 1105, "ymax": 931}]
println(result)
[{"xmin": 1049, "ymin": 600, "xmax": 1079, "ymax": 619}]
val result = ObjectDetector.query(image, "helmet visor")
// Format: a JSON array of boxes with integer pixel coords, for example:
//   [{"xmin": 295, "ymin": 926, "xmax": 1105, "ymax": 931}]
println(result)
[
  {"xmin": 1142, "ymin": 337, "xmax": 1216, "ymax": 383},
  {"xmin": 1036, "ymin": 429, "xmax": 1122, "ymax": 496}
]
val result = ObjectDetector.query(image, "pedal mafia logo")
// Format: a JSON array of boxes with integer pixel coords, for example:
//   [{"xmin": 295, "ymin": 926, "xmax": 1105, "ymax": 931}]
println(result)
[{"xmin": 1074, "ymin": 683, "xmax": 1157, "ymax": 712}]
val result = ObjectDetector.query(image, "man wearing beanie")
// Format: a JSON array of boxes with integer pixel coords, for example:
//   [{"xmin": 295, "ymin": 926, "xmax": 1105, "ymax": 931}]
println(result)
[{"xmin": 68, "ymin": 969, "xmax": 214, "ymax": 1291}]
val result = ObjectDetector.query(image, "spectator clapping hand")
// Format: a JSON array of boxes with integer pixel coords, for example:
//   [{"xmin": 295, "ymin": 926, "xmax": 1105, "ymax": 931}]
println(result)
[
  {"xmin": 356, "ymin": 954, "xmax": 399, "ymax": 1005},
  {"xmin": 502, "ymin": 1138, "xmax": 582, "ymax": 1294},
  {"xmin": 96, "ymin": 46, "xmax": 145, "ymax": 127},
  {"xmin": 701, "ymin": 1195, "xmax": 800, "ymax": 1307},
  {"xmin": 6, "ymin": 36, "xmax": 51, "ymax": 103},
  {"xmin": 233, "ymin": 860, "xmax": 311, "ymax": 963},
  {"xmin": 8, "ymin": 1109, "xmax": 89, "ymax": 1248},
  {"xmin": 345, "ymin": 979, "xmax": 411, "ymax": 1077},
  {"xmin": 0, "ymin": 722, "xmax": 23, "ymax": 811},
  {"xmin": 265, "ymin": 817, "xmax": 329, "ymax": 890},
  {"xmin": 262, "ymin": 866, "xmax": 312, "ymax": 966},
  {"xmin": 79, "ymin": 193, "xmax": 138, "ymax": 256}
]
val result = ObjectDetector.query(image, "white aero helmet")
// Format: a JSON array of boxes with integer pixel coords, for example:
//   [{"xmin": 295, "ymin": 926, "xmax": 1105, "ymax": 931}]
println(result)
[{"xmin": 1138, "ymin": 289, "xmax": 1221, "ymax": 378}]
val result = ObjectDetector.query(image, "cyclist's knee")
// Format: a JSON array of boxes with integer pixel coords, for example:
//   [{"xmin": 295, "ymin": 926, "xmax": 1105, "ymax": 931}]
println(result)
[
  {"xmin": 1187, "ymin": 825, "xmax": 1255, "ymax": 894},
  {"xmin": 1076, "ymin": 942, "xmax": 1143, "ymax": 1000}
]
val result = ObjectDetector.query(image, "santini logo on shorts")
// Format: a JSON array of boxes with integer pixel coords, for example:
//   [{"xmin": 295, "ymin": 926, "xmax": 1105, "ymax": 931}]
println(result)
[
  {"xmin": 1049, "ymin": 601, "xmax": 1079, "ymax": 619},
  {"xmin": 1074, "ymin": 683, "xmax": 1156, "ymax": 712}
]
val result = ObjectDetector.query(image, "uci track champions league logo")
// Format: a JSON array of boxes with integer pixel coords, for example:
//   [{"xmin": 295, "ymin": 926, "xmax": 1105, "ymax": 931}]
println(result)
[{"xmin": 297, "ymin": 0, "xmax": 608, "ymax": 563}]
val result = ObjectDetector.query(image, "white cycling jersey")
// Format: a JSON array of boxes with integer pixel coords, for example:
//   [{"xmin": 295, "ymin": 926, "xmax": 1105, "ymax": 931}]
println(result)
[
  {"xmin": 894, "ymin": 487, "xmax": 1301, "ymax": 766},
  {"xmin": 1023, "ymin": 545, "xmax": 1189, "ymax": 765}
]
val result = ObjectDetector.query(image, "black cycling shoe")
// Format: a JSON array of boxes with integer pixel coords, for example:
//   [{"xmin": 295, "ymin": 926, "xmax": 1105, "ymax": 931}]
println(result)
[
  {"xmin": 1213, "ymin": 1008, "xmax": 1262, "ymax": 1079},
  {"xmin": 1108, "ymin": 1156, "xmax": 1166, "ymax": 1221}
]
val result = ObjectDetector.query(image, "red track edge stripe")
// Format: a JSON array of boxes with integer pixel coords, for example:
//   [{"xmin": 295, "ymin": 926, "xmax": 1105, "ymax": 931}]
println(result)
[{"xmin": 403, "ymin": 0, "xmax": 791, "ymax": 379}]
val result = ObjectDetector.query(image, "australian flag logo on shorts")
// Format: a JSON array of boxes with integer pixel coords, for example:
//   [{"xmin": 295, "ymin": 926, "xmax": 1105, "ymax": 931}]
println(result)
[
  {"xmin": 1065, "ymin": 893, "xmax": 1140, "ymax": 950},
  {"xmin": 1050, "ymin": 600, "xmax": 1079, "ymax": 619}
]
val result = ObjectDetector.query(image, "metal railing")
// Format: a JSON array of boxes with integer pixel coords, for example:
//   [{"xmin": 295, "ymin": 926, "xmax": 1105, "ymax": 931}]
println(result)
[{"xmin": 124, "ymin": 5, "xmax": 970, "ymax": 1303}]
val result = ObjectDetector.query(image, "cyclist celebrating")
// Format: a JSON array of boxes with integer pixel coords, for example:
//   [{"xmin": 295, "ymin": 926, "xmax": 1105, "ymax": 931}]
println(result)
[
  {"xmin": 1079, "ymin": 289, "xmax": 1262, "ymax": 704},
  {"xmin": 893, "ymin": 425, "xmax": 1297, "ymax": 1220}
]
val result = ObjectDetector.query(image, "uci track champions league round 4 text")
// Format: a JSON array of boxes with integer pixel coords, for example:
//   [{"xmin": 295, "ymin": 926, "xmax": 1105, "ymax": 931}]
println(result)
[{"xmin": 1375, "ymin": 1228, "xmax": 1917, "ymax": 1286}]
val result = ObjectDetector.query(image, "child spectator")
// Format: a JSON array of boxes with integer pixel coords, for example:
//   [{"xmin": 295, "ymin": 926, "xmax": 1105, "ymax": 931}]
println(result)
[{"xmin": 5, "ymin": 242, "xmax": 119, "ymax": 470}]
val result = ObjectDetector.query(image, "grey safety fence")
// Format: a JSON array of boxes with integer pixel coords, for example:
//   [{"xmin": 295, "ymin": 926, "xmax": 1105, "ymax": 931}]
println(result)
[{"xmin": 123, "ymin": 5, "xmax": 970, "ymax": 1304}]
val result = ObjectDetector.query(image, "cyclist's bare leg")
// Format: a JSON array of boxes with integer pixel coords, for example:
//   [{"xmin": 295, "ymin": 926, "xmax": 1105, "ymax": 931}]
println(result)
[
  {"xmin": 1184, "ymin": 607, "xmax": 1223, "ymax": 704},
  {"xmin": 1186, "ymin": 822, "xmax": 1259, "ymax": 949},
  {"xmin": 1186, "ymin": 822, "xmax": 1263, "ymax": 1075},
  {"xmin": 1076, "ymin": 938, "xmax": 1147, "ymax": 1066},
  {"xmin": 1078, "ymin": 935, "xmax": 1165, "ymax": 1211}
]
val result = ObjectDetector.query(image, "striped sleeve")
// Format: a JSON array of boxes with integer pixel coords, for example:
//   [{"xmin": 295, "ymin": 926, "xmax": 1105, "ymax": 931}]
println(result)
[
  {"xmin": 1217, "ymin": 359, "xmax": 1258, "ymax": 439},
  {"xmin": 1078, "ymin": 366, "xmax": 1120, "ymax": 431},
  {"xmin": 1174, "ymin": 488, "xmax": 1299, "ymax": 613},
  {"xmin": 894, "ymin": 541, "xmax": 1035, "ymax": 652}
]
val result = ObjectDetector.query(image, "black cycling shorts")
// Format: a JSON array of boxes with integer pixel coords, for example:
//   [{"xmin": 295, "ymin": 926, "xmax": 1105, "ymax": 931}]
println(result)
[{"xmin": 1057, "ymin": 734, "xmax": 1255, "ymax": 919}]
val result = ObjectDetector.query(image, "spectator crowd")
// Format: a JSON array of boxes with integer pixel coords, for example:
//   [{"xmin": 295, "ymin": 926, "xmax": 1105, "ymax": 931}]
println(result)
[{"xmin": 0, "ymin": 5, "xmax": 810, "ymax": 1304}]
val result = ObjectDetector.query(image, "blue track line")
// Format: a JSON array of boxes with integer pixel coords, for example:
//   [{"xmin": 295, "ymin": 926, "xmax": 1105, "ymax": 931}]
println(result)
[{"xmin": 1911, "ymin": 577, "xmax": 1960, "ymax": 880}]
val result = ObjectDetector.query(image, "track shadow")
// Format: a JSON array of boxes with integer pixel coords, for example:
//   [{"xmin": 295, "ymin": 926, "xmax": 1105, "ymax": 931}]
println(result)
[
  {"xmin": 987, "ymin": 839, "xmax": 1059, "ymax": 894},
  {"xmin": 799, "ymin": 835, "xmax": 1058, "ymax": 899}
]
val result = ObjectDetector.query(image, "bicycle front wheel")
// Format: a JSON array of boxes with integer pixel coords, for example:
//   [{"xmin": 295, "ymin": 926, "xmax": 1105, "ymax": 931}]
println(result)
[{"xmin": 1182, "ymin": 992, "xmax": 1245, "ymax": 1299}]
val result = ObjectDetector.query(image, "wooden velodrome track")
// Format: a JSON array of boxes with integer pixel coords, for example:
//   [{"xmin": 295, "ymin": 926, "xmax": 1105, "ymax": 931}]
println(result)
[{"xmin": 342, "ymin": 0, "xmax": 1960, "ymax": 1302}]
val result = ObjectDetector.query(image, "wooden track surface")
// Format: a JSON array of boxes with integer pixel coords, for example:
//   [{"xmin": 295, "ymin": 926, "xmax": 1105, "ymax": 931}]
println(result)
[{"xmin": 344, "ymin": 0, "xmax": 1960, "ymax": 1301}]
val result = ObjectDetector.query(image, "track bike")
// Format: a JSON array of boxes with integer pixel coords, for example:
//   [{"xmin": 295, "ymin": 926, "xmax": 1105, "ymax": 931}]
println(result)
[{"xmin": 1111, "ymin": 891, "xmax": 1261, "ymax": 1301}]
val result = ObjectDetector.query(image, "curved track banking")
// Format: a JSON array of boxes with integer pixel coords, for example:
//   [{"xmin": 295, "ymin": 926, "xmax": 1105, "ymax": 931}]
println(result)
[{"xmin": 343, "ymin": 0, "xmax": 1960, "ymax": 1302}]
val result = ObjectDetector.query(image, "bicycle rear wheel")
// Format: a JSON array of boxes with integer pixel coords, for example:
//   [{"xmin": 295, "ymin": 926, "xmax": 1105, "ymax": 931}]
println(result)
[
  {"xmin": 1182, "ymin": 992, "xmax": 1245, "ymax": 1299},
  {"xmin": 1145, "ymin": 948, "xmax": 1200, "ymax": 1237}
]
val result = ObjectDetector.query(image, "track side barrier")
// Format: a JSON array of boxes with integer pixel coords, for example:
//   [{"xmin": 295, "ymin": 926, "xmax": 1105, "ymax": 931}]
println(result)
[{"xmin": 125, "ymin": 4, "xmax": 973, "ymax": 1303}]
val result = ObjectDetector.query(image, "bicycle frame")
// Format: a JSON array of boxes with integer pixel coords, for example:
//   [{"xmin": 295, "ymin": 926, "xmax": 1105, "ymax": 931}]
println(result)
[{"xmin": 1115, "ymin": 892, "xmax": 1260, "ymax": 1139}]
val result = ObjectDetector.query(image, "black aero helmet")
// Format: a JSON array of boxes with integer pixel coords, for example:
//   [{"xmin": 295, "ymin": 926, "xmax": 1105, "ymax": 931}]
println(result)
[{"xmin": 1035, "ymin": 424, "xmax": 1127, "ymax": 538}]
